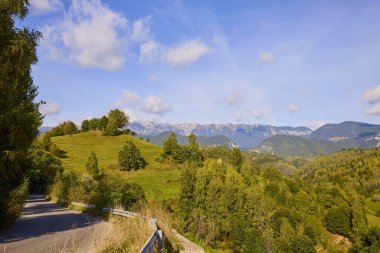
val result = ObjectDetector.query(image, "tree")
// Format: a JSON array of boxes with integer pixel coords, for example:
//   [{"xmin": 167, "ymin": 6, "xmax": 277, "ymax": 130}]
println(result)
[
  {"xmin": 187, "ymin": 134, "xmax": 204, "ymax": 166},
  {"xmin": 118, "ymin": 141, "xmax": 146, "ymax": 171},
  {"xmin": 49, "ymin": 121, "xmax": 78, "ymax": 136},
  {"xmin": 0, "ymin": 0, "xmax": 42, "ymax": 229},
  {"xmin": 105, "ymin": 109, "xmax": 128, "ymax": 136},
  {"xmin": 88, "ymin": 118, "xmax": 99, "ymax": 130},
  {"xmin": 231, "ymin": 148, "xmax": 243, "ymax": 171},
  {"xmin": 325, "ymin": 207, "xmax": 352, "ymax": 237},
  {"xmin": 86, "ymin": 151, "xmax": 99, "ymax": 176},
  {"xmin": 179, "ymin": 165, "xmax": 196, "ymax": 221},
  {"xmin": 98, "ymin": 115, "xmax": 108, "ymax": 131},
  {"xmin": 62, "ymin": 121, "xmax": 77, "ymax": 135},
  {"xmin": 162, "ymin": 132, "xmax": 180, "ymax": 158},
  {"xmin": 81, "ymin": 120, "xmax": 90, "ymax": 132}
]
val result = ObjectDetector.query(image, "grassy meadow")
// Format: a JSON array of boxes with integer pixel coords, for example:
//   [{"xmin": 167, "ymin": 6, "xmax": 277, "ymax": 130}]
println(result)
[{"xmin": 52, "ymin": 131, "xmax": 180, "ymax": 200}]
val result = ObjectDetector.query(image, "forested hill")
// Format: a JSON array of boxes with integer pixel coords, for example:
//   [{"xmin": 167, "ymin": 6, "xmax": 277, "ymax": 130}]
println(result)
[
  {"xmin": 256, "ymin": 135, "xmax": 374, "ymax": 157},
  {"xmin": 148, "ymin": 131, "xmax": 236, "ymax": 147},
  {"xmin": 297, "ymin": 148, "xmax": 380, "ymax": 197}
]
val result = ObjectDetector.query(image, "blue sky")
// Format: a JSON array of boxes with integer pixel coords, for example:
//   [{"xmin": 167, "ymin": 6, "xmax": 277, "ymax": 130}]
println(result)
[{"xmin": 26, "ymin": 0, "xmax": 380, "ymax": 129}]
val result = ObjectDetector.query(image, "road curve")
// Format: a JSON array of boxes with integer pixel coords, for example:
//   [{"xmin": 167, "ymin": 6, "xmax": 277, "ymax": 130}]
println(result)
[{"xmin": 0, "ymin": 195, "xmax": 110, "ymax": 253}]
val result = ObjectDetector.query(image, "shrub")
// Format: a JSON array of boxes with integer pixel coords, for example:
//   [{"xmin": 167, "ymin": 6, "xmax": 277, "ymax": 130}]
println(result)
[
  {"xmin": 290, "ymin": 235, "xmax": 316, "ymax": 253},
  {"xmin": 118, "ymin": 141, "xmax": 147, "ymax": 171},
  {"xmin": 2, "ymin": 179, "xmax": 29, "ymax": 229},
  {"xmin": 116, "ymin": 183, "xmax": 145, "ymax": 210},
  {"xmin": 325, "ymin": 207, "xmax": 352, "ymax": 237}
]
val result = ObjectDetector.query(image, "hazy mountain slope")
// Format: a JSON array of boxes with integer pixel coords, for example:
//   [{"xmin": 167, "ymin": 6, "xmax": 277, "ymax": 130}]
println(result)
[
  {"xmin": 256, "ymin": 135, "xmax": 363, "ymax": 156},
  {"xmin": 311, "ymin": 121, "xmax": 380, "ymax": 142},
  {"xmin": 148, "ymin": 131, "xmax": 236, "ymax": 147},
  {"xmin": 130, "ymin": 122, "xmax": 311, "ymax": 149}
]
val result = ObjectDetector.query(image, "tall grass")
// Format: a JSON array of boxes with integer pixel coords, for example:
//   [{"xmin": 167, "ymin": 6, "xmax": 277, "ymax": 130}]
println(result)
[{"xmin": 97, "ymin": 201, "xmax": 182, "ymax": 253}]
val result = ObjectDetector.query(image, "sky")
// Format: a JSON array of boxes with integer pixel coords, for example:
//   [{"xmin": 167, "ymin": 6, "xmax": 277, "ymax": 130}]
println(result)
[{"xmin": 24, "ymin": 0, "xmax": 380, "ymax": 129}]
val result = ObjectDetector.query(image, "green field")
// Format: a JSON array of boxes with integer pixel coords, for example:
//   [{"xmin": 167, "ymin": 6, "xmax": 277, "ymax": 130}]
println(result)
[{"xmin": 52, "ymin": 131, "xmax": 180, "ymax": 200}]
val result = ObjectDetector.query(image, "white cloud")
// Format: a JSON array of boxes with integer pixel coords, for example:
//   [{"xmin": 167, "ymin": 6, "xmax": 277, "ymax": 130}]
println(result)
[
  {"xmin": 139, "ymin": 41, "xmax": 160, "ymax": 63},
  {"xmin": 141, "ymin": 96, "xmax": 172, "ymax": 115},
  {"xmin": 164, "ymin": 40, "xmax": 210, "ymax": 66},
  {"xmin": 307, "ymin": 120, "xmax": 326, "ymax": 130},
  {"xmin": 288, "ymin": 104, "xmax": 299, "ymax": 113},
  {"xmin": 224, "ymin": 93, "xmax": 241, "ymax": 106},
  {"xmin": 40, "ymin": 101, "xmax": 60, "ymax": 116},
  {"xmin": 251, "ymin": 110, "xmax": 266, "ymax": 119},
  {"xmin": 367, "ymin": 104, "xmax": 380, "ymax": 116},
  {"xmin": 258, "ymin": 51, "xmax": 275, "ymax": 64},
  {"xmin": 30, "ymin": 0, "xmax": 62, "ymax": 14},
  {"xmin": 122, "ymin": 90, "xmax": 140, "ymax": 103},
  {"xmin": 234, "ymin": 112, "xmax": 243, "ymax": 122},
  {"xmin": 131, "ymin": 17, "xmax": 152, "ymax": 42},
  {"xmin": 42, "ymin": 0, "xmax": 128, "ymax": 70},
  {"xmin": 363, "ymin": 85, "xmax": 380, "ymax": 104},
  {"xmin": 122, "ymin": 108, "xmax": 139, "ymax": 122}
]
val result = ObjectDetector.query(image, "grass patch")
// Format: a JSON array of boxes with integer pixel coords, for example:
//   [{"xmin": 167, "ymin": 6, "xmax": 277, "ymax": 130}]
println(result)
[
  {"xmin": 52, "ymin": 131, "xmax": 180, "ymax": 200},
  {"xmin": 366, "ymin": 199, "xmax": 380, "ymax": 213},
  {"xmin": 368, "ymin": 214, "xmax": 380, "ymax": 228}
]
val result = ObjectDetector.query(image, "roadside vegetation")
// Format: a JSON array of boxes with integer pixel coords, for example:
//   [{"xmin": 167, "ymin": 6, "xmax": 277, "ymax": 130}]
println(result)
[{"xmin": 0, "ymin": 0, "xmax": 42, "ymax": 230}]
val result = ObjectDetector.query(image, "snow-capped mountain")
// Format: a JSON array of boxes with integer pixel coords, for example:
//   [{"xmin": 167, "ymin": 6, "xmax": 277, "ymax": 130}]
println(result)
[{"xmin": 129, "ymin": 122, "xmax": 312, "ymax": 149}]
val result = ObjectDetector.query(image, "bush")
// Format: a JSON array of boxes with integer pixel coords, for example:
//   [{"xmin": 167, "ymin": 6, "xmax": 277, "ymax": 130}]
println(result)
[
  {"xmin": 290, "ymin": 235, "xmax": 316, "ymax": 253},
  {"xmin": 113, "ymin": 183, "xmax": 145, "ymax": 210},
  {"xmin": 325, "ymin": 207, "xmax": 352, "ymax": 237},
  {"xmin": 1, "ymin": 179, "xmax": 29, "ymax": 229},
  {"xmin": 349, "ymin": 227, "xmax": 380, "ymax": 253},
  {"xmin": 118, "ymin": 141, "xmax": 147, "ymax": 171}
]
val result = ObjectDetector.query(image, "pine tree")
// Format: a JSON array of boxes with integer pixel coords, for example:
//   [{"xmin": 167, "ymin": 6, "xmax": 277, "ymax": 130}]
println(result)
[
  {"xmin": 118, "ymin": 141, "xmax": 146, "ymax": 171},
  {"xmin": 162, "ymin": 132, "xmax": 180, "ymax": 158},
  {"xmin": 231, "ymin": 148, "xmax": 243, "ymax": 172},
  {"xmin": 86, "ymin": 151, "xmax": 99, "ymax": 176}
]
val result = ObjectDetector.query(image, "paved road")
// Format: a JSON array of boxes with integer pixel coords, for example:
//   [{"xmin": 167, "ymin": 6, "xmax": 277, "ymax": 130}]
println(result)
[{"xmin": 0, "ymin": 195, "xmax": 110, "ymax": 253}]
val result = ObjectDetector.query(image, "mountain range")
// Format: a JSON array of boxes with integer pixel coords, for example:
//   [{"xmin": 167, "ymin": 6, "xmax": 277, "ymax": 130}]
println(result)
[
  {"xmin": 40, "ymin": 121, "xmax": 380, "ymax": 156},
  {"xmin": 129, "ymin": 122, "xmax": 311, "ymax": 149}
]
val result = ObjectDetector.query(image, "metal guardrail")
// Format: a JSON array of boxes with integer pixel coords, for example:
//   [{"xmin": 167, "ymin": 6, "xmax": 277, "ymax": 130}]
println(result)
[
  {"xmin": 68, "ymin": 201, "xmax": 164, "ymax": 253},
  {"xmin": 138, "ymin": 218, "xmax": 164, "ymax": 253}
]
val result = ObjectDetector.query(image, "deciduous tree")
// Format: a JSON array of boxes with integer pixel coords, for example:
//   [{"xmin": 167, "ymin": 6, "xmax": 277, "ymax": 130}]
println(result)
[{"xmin": 0, "ymin": 0, "xmax": 42, "ymax": 229}]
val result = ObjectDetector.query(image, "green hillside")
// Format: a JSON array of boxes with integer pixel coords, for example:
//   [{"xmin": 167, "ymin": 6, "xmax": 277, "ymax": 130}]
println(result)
[{"xmin": 52, "ymin": 131, "xmax": 180, "ymax": 200}]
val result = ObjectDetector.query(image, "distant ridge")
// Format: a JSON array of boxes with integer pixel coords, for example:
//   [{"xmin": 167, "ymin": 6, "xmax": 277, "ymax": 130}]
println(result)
[
  {"xmin": 310, "ymin": 121, "xmax": 380, "ymax": 142},
  {"xmin": 130, "ymin": 122, "xmax": 311, "ymax": 149}
]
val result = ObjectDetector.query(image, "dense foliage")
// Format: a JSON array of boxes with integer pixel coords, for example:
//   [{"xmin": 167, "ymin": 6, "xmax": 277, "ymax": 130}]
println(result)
[
  {"xmin": 0, "ymin": 0, "xmax": 42, "ymax": 229},
  {"xmin": 160, "ymin": 132, "xmax": 204, "ymax": 165},
  {"xmin": 177, "ymin": 149, "xmax": 378, "ymax": 252},
  {"xmin": 118, "ymin": 141, "xmax": 147, "ymax": 171},
  {"xmin": 105, "ymin": 109, "xmax": 128, "ymax": 136},
  {"xmin": 49, "ymin": 121, "xmax": 78, "ymax": 136}
]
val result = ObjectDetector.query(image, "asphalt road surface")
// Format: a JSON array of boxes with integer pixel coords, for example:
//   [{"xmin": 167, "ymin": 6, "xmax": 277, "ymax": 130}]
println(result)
[{"xmin": 0, "ymin": 195, "xmax": 110, "ymax": 253}]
